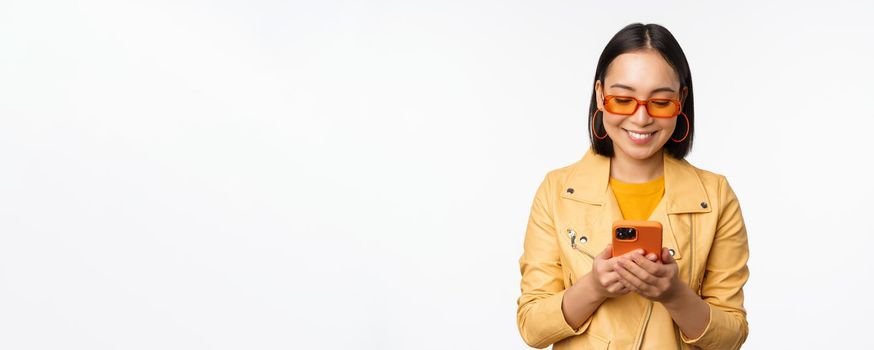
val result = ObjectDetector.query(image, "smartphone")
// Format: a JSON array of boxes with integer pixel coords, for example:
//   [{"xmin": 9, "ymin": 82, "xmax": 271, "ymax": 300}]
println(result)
[{"xmin": 612, "ymin": 220, "xmax": 663, "ymax": 262}]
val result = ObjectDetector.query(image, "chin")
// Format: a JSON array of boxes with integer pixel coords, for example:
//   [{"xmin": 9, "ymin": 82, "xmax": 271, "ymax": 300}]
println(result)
[
  {"xmin": 624, "ymin": 150, "xmax": 656, "ymax": 160},
  {"xmin": 615, "ymin": 143, "xmax": 664, "ymax": 160}
]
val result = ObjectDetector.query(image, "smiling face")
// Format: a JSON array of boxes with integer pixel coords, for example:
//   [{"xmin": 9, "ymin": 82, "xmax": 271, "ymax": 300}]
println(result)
[{"xmin": 595, "ymin": 49, "xmax": 688, "ymax": 161}]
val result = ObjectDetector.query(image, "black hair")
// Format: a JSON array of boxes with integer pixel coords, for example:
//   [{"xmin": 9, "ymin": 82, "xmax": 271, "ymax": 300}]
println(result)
[{"xmin": 588, "ymin": 23, "xmax": 694, "ymax": 159}]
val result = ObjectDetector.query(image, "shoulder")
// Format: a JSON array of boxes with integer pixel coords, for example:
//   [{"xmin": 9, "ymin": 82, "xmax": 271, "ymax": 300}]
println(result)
[
  {"xmin": 542, "ymin": 159, "xmax": 582, "ymax": 185},
  {"xmin": 538, "ymin": 148, "xmax": 604, "ymax": 190},
  {"xmin": 528, "ymin": 157, "xmax": 587, "ymax": 206},
  {"xmin": 681, "ymin": 159, "xmax": 741, "ymax": 209},
  {"xmin": 531, "ymin": 161, "xmax": 575, "ymax": 198},
  {"xmin": 685, "ymin": 160, "xmax": 728, "ymax": 190}
]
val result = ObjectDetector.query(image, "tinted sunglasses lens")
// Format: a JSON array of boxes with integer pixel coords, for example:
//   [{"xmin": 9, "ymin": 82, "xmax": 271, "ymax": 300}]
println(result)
[
  {"xmin": 647, "ymin": 100, "xmax": 679, "ymax": 117},
  {"xmin": 605, "ymin": 97, "xmax": 638, "ymax": 114}
]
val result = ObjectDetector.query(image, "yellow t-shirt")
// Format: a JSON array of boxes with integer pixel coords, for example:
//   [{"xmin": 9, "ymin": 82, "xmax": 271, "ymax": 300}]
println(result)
[{"xmin": 609, "ymin": 175, "xmax": 665, "ymax": 220}]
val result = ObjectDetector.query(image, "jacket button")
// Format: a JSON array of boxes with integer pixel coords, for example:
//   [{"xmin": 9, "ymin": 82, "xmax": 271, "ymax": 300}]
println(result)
[
  {"xmin": 700, "ymin": 202, "xmax": 708, "ymax": 208},
  {"xmin": 668, "ymin": 248, "xmax": 676, "ymax": 257},
  {"xmin": 566, "ymin": 188, "xmax": 574, "ymax": 194},
  {"xmin": 579, "ymin": 236, "xmax": 588, "ymax": 244}
]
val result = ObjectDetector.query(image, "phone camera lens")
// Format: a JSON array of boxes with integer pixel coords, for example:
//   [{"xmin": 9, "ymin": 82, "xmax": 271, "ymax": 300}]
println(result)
[{"xmin": 615, "ymin": 227, "xmax": 637, "ymax": 240}]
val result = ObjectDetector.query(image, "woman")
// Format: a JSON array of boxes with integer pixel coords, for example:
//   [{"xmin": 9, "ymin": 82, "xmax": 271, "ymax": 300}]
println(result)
[{"xmin": 516, "ymin": 23, "xmax": 750, "ymax": 350}]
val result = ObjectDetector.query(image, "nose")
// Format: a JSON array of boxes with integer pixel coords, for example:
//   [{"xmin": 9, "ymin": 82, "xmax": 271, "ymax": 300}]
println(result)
[{"xmin": 630, "ymin": 101, "xmax": 654, "ymax": 126}]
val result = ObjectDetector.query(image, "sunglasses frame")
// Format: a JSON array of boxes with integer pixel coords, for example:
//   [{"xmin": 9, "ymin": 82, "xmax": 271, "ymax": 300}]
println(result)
[{"xmin": 602, "ymin": 95, "xmax": 682, "ymax": 118}]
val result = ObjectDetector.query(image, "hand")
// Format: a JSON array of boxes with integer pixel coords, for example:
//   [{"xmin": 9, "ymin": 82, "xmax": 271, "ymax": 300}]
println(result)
[
  {"xmin": 587, "ymin": 244, "xmax": 633, "ymax": 299},
  {"xmin": 613, "ymin": 247, "xmax": 681, "ymax": 303}
]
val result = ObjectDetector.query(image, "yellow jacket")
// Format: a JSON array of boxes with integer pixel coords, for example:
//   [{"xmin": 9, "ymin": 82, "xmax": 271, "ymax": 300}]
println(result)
[{"xmin": 516, "ymin": 148, "xmax": 750, "ymax": 349}]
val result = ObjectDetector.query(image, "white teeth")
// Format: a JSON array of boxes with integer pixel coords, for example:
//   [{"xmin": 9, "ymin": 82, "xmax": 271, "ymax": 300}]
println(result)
[{"xmin": 627, "ymin": 130, "xmax": 655, "ymax": 140}]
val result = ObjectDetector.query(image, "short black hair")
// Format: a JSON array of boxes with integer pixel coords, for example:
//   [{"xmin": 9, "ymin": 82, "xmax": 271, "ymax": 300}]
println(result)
[{"xmin": 588, "ymin": 23, "xmax": 694, "ymax": 160}]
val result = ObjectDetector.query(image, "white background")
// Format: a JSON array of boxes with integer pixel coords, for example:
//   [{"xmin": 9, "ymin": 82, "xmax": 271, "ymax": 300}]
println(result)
[{"xmin": 1, "ymin": 1, "xmax": 872, "ymax": 349}]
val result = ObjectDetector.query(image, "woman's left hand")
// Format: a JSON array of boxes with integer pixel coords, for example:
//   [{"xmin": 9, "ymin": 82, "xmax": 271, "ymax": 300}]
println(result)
[{"xmin": 614, "ymin": 247, "xmax": 682, "ymax": 303}]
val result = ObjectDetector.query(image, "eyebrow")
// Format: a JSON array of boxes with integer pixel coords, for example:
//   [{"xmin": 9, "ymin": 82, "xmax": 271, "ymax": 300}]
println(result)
[{"xmin": 609, "ymin": 83, "xmax": 676, "ymax": 94}]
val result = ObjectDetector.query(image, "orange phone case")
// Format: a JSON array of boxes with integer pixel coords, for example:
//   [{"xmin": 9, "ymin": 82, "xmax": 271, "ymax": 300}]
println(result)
[{"xmin": 612, "ymin": 220, "xmax": 663, "ymax": 262}]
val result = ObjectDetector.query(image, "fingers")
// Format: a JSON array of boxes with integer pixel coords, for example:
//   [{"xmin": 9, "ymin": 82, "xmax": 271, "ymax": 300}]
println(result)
[
  {"xmin": 616, "ymin": 277, "xmax": 633, "ymax": 292},
  {"xmin": 614, "ymin": 261, "xmax": 648, "ymax": 291},
  {"xmin": 604, "ymin": 273, "xmax": 631, "ymax": 295},
  {"xmin": 603, "ymin": 272, "xmax": 633, "ymax": 296},
  {"xmin": 661, "ymin": 247, "xmax": 675, "ymax": 264},
  {"xmin": 611, "ymin": 249, "xmax": 681, "ymax": 301},
  {"xmin": 597, "ymin": 244, "xmax": 613, "ymax": 260},
  {"xmin": 625, "ymin": 249, "xmax": 657, "ymax": 262},
  {"xmin": 606, "ymin": 281, "xmax": 629, "ymax": 295},
  {"xmin": 604, "ymin": 280, "xmax": 622, "ymax": 294},
  {"xmin": 624, "ymin": 259, "xmax": 658, "ymax": 285},
  {"xmin": 629, "ymin": 252, "xmax": 662, "ymax": 276},
  {"xmin": 599, "ymin": 271, "xmax": 622, "ymax": 287}
]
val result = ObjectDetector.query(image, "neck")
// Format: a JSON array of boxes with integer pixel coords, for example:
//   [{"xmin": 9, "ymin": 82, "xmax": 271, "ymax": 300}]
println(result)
[{"xmin": 610, "ymin": 148, "xmax": 664, "ymax": 183}]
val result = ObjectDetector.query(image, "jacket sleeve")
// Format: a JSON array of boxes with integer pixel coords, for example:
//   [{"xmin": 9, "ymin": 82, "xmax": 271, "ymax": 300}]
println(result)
[
  {"xmin": 681, "ymin": 175, "xmax": 750, "ymax": 349},
  {"xmin": 516, "ymin": 174, "xmax": 593, "ymax": 348}
]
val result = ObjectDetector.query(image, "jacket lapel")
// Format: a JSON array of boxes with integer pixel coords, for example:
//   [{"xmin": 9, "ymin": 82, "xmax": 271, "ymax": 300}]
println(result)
[
  {"xmin": 560, "ymin": 148, "xmax": 711, "ymax": 213},
  {"xmin": 559, "ymin": 147, "xmax": 713, "ymax": 260},
  {"xmin": 662, "ymin": 153, "xmax": 712, "ymax": 215}
]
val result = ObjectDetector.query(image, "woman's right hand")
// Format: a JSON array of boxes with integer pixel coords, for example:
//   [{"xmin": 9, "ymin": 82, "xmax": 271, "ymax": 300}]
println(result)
[{"xmin": 588, "ymin": 244, "xmax": 632, "ymax": 299}]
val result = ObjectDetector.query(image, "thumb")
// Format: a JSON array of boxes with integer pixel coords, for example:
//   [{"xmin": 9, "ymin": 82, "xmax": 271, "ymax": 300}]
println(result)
[
  {"xmin": 598, "ymin": 244, "xmax": 613, "ymax": 260},
  {"xmin": 661, "ymin": 247, "xmax": 675, "ymax": 264}
]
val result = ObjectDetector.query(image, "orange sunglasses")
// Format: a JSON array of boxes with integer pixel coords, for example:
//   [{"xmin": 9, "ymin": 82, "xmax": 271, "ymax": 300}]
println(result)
[{"xmin": 603, "ymin": 94, "xmax": 682, "ymax": 118}]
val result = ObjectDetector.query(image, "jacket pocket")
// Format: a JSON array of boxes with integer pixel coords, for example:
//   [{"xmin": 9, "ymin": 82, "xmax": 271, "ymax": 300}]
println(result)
[
  {"xmin": 588, "ymin": 332, "xmax": 611, "ymax": 350},
  {"xmin": 564, "ymin": 268, "xmax": 575, "ymax": 288},
  {"xmin": 567, "ymin": 246, "xmax": 594, "ymax": 288}
]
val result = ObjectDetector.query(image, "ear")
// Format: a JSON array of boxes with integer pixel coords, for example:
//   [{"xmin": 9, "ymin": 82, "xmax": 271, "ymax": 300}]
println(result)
[{"xmin": 594, "ymin": 80, "xmax": 604, "ymax": 110}]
